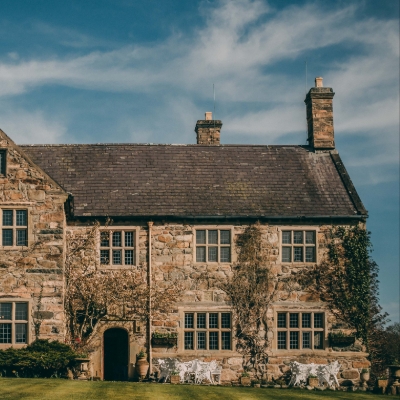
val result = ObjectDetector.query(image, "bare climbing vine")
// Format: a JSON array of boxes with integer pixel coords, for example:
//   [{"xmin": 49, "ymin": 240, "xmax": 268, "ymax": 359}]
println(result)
[{"xmin": 65, "ymin": 221, "xmax": 182, "ymax": 347}]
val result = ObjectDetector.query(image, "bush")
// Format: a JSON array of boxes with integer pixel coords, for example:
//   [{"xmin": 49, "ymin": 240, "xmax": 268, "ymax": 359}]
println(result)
[{"xmin": 0, "ymin": 339, "xmax": 83, "ymax": 378}]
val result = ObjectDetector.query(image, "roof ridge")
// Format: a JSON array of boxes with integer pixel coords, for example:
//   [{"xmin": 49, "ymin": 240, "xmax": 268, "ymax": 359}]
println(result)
[{"xmin": 19, "ymin": 143, "xmax": 307, "ymax": 148}]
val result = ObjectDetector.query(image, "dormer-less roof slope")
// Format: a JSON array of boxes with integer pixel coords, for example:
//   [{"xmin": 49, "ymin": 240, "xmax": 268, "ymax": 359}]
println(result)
[{"xmin": 21, "ymin": 144, "xmax": 366, "ymax": 219}]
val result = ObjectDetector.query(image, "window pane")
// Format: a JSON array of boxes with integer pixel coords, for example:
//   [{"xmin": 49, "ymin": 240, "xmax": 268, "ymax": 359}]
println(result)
[
  {"xmin": 100, "ymin": 250, "xmax": 110, "ymax": 264},
  {"xmin": 221, "ymin": 313, "xmax": 231, "ymax": 328},
  {"xmin": 196, "ymin": 247, "xmax": 206, "ymax": 262},
  {"xmin": 208, "ymin": 230, "xmax": 218, "ymax": 244},
  {"xmin": 197, "ymin": 332, "xmax": 206, "ymax": 350},
  {"xmin": 305, "ymin": 231, "xmax": 315, "ymax": 244},
  {"xmin": 220, "ymin": 230, "xmax": 230, "ymax": 244},
  {"xmin": 209, "ymin": 313, "xmax": 218, "ymax": 328},
  {"xmin": 302, "ymin": 332, "xmax": 311, "ymax": 349},
  {"xmin": 282, "ymin": 247, "xmax": 291, "ymax": 262},
  {"xmin": 277, "ymin": 313, "xmax": 286, "ymax": 328},
  {"xmin": 125, "ymin": 231, "xmax": 134, "ymax": 247},
  {"xmin": 277, "ymin": 331, "xmax": 286, "ymax": 349},
  {"xmin": 196, "ymin": 230, "xmax": 206, "ymax": 245},
  {"xmin": 16, "ymin": 210, "xmax": 27, "ymax": 226},
  {"xmin": 220, "ymin": 247, "xmax": 230, "ymax": 263},
  {"xmin": 184, "ymin": 332, "xmax": 194, "ymax": 350},
  {"xmin": 112, "ymin": 250, "xmax": 122, "ymax": 265},
  {"xmin": 2, "ymin": 210, "xmax": 13, "ymax": 226},
  {"xmin": 282, "ymin": 231, "xmax": 291, "ymax": 244},
  {"xmin": 15, "ymin": 324, "xmax": 27, "ymax": 344},
  {"xmin": 100, "ymin": 231, "xmax": 109, "ymax": 247},
  {"xmin": 197, "ymin": 313, "xmax": 206, "ymax": 329},
  {"xmin": 112, "ymin": 232, "xmax": 122, "ymax": 247},
  {"xmin": 294, "ymin": 247, "xmax": 303, "ymax": 262},
  {"xmin": 293, "ymin": 231, "xmax": 303, "ymax": 244},
  {"xmin": 209, "ymin": 332, "xmax": 218, "ymax": 350},
  {"xmin": 208, "ymin": 247, "xmax": 217, "ymax": 262},
  {"xmin": 0, "ymin": 150, "xmax": 5, "ymax": 175},
  {"xmin": 0, "ymin": 303, "xmax": 12, "ymax": 320},
  {"xmin": 290, "ymin": 331, "xmax": 299, "ymax": 349},
  {"xmin": 2, "ymin": 229, "xmax": 13, "ymax": 246},
  {"xmin": 15, "ymin": 303, "xmax": 27, "ymax": 320},
  {"xmin": 290, "ymin": 313, "xmax": 298, "ymax": 328},
  {"xmin": 302, "ymin": 313, "xmax": 311, "ymax": 328},
  {"xmin": 222, "ymin": 332, "xmax": 231, "ymax": 350},
  {"xmin": 16, "ymin": 229, "xmax": 27, "ymax": 246},
  {"xmin": 314, "ymin": 313, "xmax": 323, "ymax": 328},
  {"xmin": 305, "ymin": 247, "xmax": 315, "ymax": 262},
  {"xmin": 0, "ymin": 323, "xmax": 11, "ymax": 343},
  {"xmin": 314, "ymin": 332, "xmax": 323, "ymax": 349},
  {"xmin": 185, "ymin": 313, "xmax": 194, "ymax": 329},
  {"xmin": 125, "ymin": 250, "xmax": 134, "ymax": 265}
]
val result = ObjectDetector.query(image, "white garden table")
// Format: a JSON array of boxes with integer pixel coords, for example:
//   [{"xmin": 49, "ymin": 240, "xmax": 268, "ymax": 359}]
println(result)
[{"xmin": 157, "ymin": 358, "xmax": 221, "ymax": 384}]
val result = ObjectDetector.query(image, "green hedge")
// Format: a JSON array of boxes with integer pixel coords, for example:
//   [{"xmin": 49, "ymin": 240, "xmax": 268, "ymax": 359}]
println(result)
[{"xmin": 0, "ymin": 340, "xmax": 82, "ymax": 378}]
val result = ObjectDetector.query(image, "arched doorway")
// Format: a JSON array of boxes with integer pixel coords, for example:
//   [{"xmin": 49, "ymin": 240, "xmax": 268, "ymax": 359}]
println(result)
[{"xmin": 103, "ymin": 328, "xmax": 129, "ymax": 381}]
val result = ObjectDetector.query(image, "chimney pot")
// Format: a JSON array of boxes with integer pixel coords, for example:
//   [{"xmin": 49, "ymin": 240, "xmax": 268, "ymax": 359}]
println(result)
[
  {"xmin": 205, "ymin": 112, "xmax": 212, "ymax": 121},
  {"xmin": 315, "ymin": 77, "xmax": 323, "ymax": 87}
]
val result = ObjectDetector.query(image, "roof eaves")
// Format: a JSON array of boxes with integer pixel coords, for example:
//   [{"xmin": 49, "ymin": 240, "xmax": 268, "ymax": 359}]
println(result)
[{"xmin": 330, "ymin": 152, "xmax": 368, "ymax": 216}]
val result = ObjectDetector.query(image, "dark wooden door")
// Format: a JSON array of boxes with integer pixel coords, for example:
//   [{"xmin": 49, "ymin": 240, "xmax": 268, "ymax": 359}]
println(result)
[{"xmin": 103, "ymin": 328, "xmax": 129, "ymax": 381}]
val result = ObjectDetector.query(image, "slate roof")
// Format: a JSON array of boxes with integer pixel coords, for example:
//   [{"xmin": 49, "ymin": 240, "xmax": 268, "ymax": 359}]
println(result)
[{"xmin": 21, "ymin": 144, "xmax": 366, "ymax": 218}]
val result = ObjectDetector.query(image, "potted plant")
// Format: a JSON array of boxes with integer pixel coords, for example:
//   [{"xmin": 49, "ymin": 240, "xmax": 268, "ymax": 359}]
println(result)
[
  {"xmin": 251, "ymin": 378, "xmax": 261, "ymax": 388},
  {"xmin": 376, "ymin": 375, "xmax": 388, "ymax": 388},
  {"xmin": 152, "ymin": 331, "xmax": 178, "ymax": 346},
  {"xmin": 360, "ymin": 368, "xmax": 370, "ymax": 382},
  {"xmin": 388, "ymin": 364, "xmax": 400, "ymax": 380},
  {"xmin": 170, "ymin": 370, "xmax": 180, "ymax": 384},
  {"xmin": 328, "ymin": 331, "xmax": 355, "ymax": 346},
  {"xmin": 308, "ymin": 374, "xmax": 319, "ymax": 387},
  {"xmin": 135, "ymin": 349, "xmax": 149, "ymax": 380},
  {"xmin": 240, "ymin": 372, "xmax": 251, "ymax": 386}
]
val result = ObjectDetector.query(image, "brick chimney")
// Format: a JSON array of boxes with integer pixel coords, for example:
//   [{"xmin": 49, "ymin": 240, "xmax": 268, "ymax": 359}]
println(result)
[
  {"xmin": 304, "ymin": 77, "xmax": 335, "ymax": 150},
  {"xmin": 195, "ymin": 112, "xmax": 222, "ymax": 145}
]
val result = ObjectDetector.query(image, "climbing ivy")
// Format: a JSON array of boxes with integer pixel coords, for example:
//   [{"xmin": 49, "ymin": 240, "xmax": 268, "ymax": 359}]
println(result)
[{"xmin": 300, "ymin": 225, "xmax": 387, "ymax": 347}]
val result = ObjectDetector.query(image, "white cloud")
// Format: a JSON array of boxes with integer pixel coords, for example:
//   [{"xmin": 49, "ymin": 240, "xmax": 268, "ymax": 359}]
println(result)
[
  {"xmin": 0, "ymin": 109, "xmax": 67, "ymax": 144},
  {"xmin": 0, "ymin": 0, "xmax": 397, "ymax": 101},
  {"xmin": 0, "ymin": 0, "xmax": 397, "ymax": 167}
]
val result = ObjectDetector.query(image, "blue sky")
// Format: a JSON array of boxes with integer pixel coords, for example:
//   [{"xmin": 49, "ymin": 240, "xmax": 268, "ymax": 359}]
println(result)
[{"xmin": 0, "ymin": 0, "xmax": 398, "ymax": 322}]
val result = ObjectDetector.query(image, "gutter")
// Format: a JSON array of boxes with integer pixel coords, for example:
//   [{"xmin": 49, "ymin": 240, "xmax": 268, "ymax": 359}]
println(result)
[
  {"xmin": 147, "ymin": 221, "xmax": 153, "ymax": 378},
  {"xmin": 71, "ymin": 214, "xmax": 368, "ymax": 222}
]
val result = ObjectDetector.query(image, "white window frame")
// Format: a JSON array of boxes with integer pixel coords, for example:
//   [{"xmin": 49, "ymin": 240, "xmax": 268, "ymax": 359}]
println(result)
[
  {"xmin": 99, "ymin": 227, "xmax": 139, "ymax": 268},
  {"xmin": 182, "ymin": 311, "xmax": 233, "ymax": 352},
  {"xmin": 274, "ymin": 310, "xmax": 326, "ymax": 351},
  {"xmin": 193, "ymin": 226, "xmax": 234, "ymax": 264},
  {"xmin": 279, "ymin": 228, "xmax": 318, "ymax": 264},
  {"xmin": 0, "ymin": 299, "xmax": 30, "ymax": 347},
  {"xmin": 0, "ymin": 207, "xmax": 31, "ymax": 249}
]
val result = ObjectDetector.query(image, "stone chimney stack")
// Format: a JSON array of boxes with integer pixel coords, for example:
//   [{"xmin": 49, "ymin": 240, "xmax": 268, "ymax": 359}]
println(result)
[
  {"xmin": 304, "ymin": 77, "xmax": 335, "ymax": 150},
  {"xmin": 195, "ymin": 112, "xmax": 222, "ymax": 145}
]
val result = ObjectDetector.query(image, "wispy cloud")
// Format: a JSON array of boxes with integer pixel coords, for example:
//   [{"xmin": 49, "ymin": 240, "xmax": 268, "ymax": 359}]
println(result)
[
  {"xmin": 0, "ymin": 0, "xmax": 398, "ymax": 163},
  {"xmin": 0, "ymin": 107, "xmax": 67, "ymax": 144}
]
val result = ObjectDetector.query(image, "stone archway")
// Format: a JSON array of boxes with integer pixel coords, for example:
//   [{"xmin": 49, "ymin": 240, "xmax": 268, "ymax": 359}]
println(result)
[{"xmin": 103, "ymin": 328, "xmax": 129, "ymax": 381}]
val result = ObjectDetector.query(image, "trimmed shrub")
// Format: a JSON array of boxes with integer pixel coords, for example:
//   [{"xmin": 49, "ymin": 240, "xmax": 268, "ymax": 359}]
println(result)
[{"xmin": 0, "ymin": 339, "xmax": 82, "ymax": 378}]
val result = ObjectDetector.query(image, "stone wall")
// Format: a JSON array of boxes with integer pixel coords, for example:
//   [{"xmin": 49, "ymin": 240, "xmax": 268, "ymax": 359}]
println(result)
[
  {"xmin": 0, "ymin": 136, "xmax": 367, "ymax": 384},
  {"xmin": 66, "ymin": 220, "xmax": 368, "ymax": 384},
  {"xmin": 0, "ymin": 131, "xmax": 68, "ymax": 344}
]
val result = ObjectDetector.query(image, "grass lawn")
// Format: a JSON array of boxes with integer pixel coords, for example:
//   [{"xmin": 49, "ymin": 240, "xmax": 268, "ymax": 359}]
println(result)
[{"xmin": 0, "ymin": 379, "xmax": 384, "ymax": 400}]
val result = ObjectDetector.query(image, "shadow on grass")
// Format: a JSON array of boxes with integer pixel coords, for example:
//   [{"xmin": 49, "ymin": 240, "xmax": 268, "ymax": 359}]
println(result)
[{"xmin": 0, "ymin": 379, "xmax": 383, "ymax": 400}]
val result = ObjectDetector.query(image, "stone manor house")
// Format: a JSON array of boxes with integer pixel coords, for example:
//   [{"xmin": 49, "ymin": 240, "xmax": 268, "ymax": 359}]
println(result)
[{"xmin": 0, "ymin": 78, "xmax": 370, "ymax": 383}]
